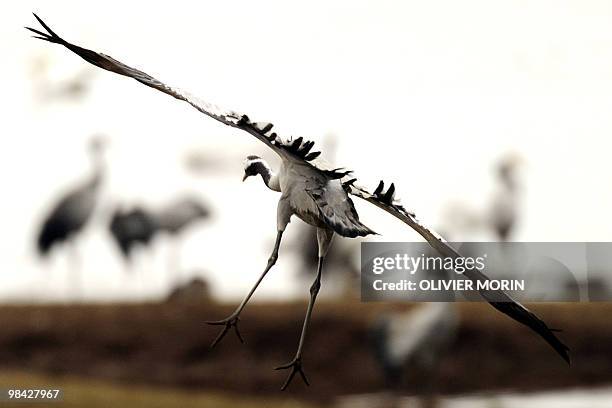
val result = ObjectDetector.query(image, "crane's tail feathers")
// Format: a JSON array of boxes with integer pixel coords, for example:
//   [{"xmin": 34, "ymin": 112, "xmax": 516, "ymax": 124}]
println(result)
[{"xmin": 306, "ymin": 187, "xmax": 377, "ymax": 238}]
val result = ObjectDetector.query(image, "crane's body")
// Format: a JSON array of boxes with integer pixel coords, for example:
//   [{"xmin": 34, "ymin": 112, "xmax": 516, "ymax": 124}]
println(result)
[
  {"xmin": 26, "ymin": 14, "xmax": 569, "ymax": 391},
  {"xmin": 37, "ymin": 136, "xmax": 105, "ymax": 296},
  {"xmin": 109, "ymin": 206, "xmax": 157, "ymax": 260},
  {"xmin": 290, "ymin": 137, "xmax": 362, "ymax": 296},
  {"xmin": 156, "ymin": 197, "xmax": 210, "ymax": 234},
  {"xmin": 38, "ymin": 138, "xmax": 104, "ymax": 255},
  {"xmin": 110, "ymin": 197, "xmax": 210, "ymax": 259},
  {"xmin": 489, "ymin": 156, "xmax": 521, "ymax": 241},
  {"xmin": 110, "ymin": 197, "xmax": 210, "ymax": 293},
  {"xmin": 38, "ymin": 176, "xmax": 99, "ymax": 255},
  {"xmin": 248, "ymin": 156, "xmax": 374, "ymax": 237}
]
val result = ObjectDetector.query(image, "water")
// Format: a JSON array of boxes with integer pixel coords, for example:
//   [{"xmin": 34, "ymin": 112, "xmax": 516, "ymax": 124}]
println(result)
[{"xmin": 337, "ymin": 387, "xmax": 612, "ymax": 408}]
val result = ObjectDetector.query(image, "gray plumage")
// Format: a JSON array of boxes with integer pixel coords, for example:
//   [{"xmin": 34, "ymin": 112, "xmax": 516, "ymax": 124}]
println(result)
[
  {"xmin": 242, "ymin": 152, "xmax": 375, "ymax": 238},
  {"xmin": 109, "ymin": 206, "xmax": 157, "ymax": 260},
  {"xmin": 156, "ymin": 197, "xmax": 211, "ymax": 234},
  {"xmin": 37, "ymin": 138, "xmax": 104, "ymax": 255},
  {"xmin": 109, "ymin": 197, "xmax": 210, "ymax": 261}
]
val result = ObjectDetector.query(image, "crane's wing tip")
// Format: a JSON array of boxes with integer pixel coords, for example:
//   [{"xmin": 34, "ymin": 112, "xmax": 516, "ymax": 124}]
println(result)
[
  {"xmin": 547, "ymin": 331, "xmax": 570, "ymax": 364},
  {"xmin": 25, "ymin": 26, "xmax": 46, "ymax": 36},
  {"xmin": 32, "ymin": 13, "xmax": 47, "ymax": 27},
  {"xmin": 559, "ymin": 350, "xmax": 571, "ymax": 365},
  {"xmin": 28, "ymin": 13, "xmax": 63, "ymax": 42},
  {"xmin": 559, "ymin": 345, "xmax": 571, "ymax": 365},
  {"xmin": 32, "ymin": 13, "xmax": 47, "ymax": 29}
]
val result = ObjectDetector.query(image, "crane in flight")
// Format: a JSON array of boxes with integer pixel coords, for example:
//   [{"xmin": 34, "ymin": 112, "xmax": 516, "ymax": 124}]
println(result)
[{"xmin": 26, "ymin": 14, "xmax": 569, "ymax": 390}]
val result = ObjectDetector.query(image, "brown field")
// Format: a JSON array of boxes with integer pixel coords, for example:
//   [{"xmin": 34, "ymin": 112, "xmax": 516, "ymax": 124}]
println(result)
[{"xmin": 0, "ymin": 301, "xmax": 610, "ymax": 402}]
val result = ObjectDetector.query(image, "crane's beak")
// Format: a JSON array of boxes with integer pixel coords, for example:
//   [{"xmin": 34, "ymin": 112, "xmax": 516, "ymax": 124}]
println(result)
[{"xmin": 242, "ymin": 173, "xmax": 248, "ymax": 182}]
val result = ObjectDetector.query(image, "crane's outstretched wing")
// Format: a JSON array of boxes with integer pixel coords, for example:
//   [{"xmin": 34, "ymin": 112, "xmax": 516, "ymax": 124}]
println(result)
[
  {"xmin": 27, "ymin": 14, "xmax": 569, "ymax": 364},
  {"xmin": 347, "ymin": 180, "xmax": 570, "ymax": 364},
  {"xmin": 26, "ymin": 14, "xmax": 349, "ymax": 178}
]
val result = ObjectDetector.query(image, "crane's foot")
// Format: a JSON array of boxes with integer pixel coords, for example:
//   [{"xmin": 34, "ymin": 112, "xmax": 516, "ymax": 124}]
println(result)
[
  {"xmin": 206, "ymin": 315, "xmax": 243, "ymax": 348},
  {"xmin": 275, "ymin": 357, "xmax": 309, "ymax": 390}
]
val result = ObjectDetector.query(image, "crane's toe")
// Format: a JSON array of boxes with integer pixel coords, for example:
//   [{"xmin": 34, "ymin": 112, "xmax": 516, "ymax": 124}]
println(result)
[
  {"xmin": 275, "ymin": 357, "xmax": 309, "ymax": 390},
  {"xmin": 206, "ymin": 316, "xmax": 243, "ymax": 347}
]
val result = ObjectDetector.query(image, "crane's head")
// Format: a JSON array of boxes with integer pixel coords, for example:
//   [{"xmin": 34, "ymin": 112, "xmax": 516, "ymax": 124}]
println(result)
[
  {"xmin": 496, "ymin": 152, "xmax": 524, "ymax": 190},
  {"xmin": 88, "ymin": 134, "xmax": 108, "ymax": 157},
  {"xmin": 242, "ymin": 155, "xmax": 268, "ymax": 182}
]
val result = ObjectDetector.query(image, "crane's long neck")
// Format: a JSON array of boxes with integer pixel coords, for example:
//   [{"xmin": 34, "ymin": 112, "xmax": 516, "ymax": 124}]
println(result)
[
  {"xmin": 253, "ymin": 160, "xmax": 280, "ymax": 192},
  {"xmin": 90, "ymin": 150, "xmax": 105, "ymax": 187}
]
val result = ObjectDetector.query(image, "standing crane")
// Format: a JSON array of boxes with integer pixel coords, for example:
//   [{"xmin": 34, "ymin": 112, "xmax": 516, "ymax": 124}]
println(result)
[
  {"xmin": 155, "ymin": 196, "xmax": 211, "ymax": 236},
  {"xmin": 37, "ymin": 135, "xmax": 106, "ymax": 295},
  {"xmin": 150, "ymin": 196, "xmax": 212, "ymax": 284},
  {"xmin": 489, "ymin": 154, "xmax": 521, "ymax": 241},
  {"xmin": 109, "ymin": 205, "xmax": 157, "ymax": 297},
  {"xmin": 370, "ymin": 241, "xmax": 459, "ymax": 397},
  {"xmin": 109, "ymin": 205, "xmax": 157, "ymax": 261},
  {"xmin": 371, "ymin": 302, "xmax": 458, "ymax": 391},
  {"xmin": 443, "ymin": 154, "xmax": 522, "ymax": 242},
  {"xmin": 29, "ymin": 54, "xmax": 92, "ymax": 104},
  {"xmin": 109, "ymin": 197, "xmax": 210, "ymax": 285},
  {"xmin": 26, "ymin": 15, "xmax": 569, "ymax": 390}
]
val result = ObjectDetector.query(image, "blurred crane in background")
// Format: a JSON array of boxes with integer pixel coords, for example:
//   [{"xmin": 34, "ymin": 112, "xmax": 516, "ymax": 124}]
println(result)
[
  {"xmin": 109, "ymin": 205, "xmax": 157, "ymax": 263},
  {"xmin": 109, "ymin": 197, "xmax": 211, "ymax": 286},
  {"xmin": 367, "ymin": 155, "xmax": 520, "ymax": 398},
  {"xmin": 154, "ymin": 197, "xmax": 210, "ymax": 237},
  {"xmin": 155, "ymin": 196, "xmax": 211, "ymax": 283},
  {"xmin": 29, "ymin": 55, "xmax": 93, "ymax": 105},
  {"xmin": 443, "ymin": 154, "xmax": 522, "ymax": 242},
  {"xmin": 489, "ymin": 154, "xmax": 522, "ymax": 241},
  {"xmin": 369, "ymin": 240, "xmax": 459, "ymax": 403},
  {"xmin": 37, "ymin": 136, "xmax": 106, "ymax": 295},
  {"xmin": 371, "ymin": 303, "xmax": 459, "ymax": 395},
  {"xmin": 184, "ymin": 148, "xmax": 244, "ymax": 175}
]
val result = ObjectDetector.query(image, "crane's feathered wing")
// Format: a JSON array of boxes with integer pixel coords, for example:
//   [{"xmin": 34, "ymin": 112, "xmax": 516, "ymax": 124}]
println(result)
[
  {"xmin": 26, "ymin": 14, "xmax": 569, "ymax": 364},
  {"xmin": 301, "ymin": 173, "xmax": 375, "ymax": 238},
  {"xmin": 347, "ymin": 180, "xmax": 570, "ymax": 364},
  {"xmin": 25, "ymin": 14, "xmax": 346, "ymax": 179}
]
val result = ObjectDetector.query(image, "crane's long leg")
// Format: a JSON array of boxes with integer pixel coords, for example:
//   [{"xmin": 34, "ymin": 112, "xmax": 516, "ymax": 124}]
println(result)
[
  {"xmin": 206, "ymin": 230, "xmax": 284, "ymax": 347},
  {"xmin": 275, "ymin": 227, "xmax": 333, "ymax": 390},
  {"xmin": 275, "ymin": 256, "xmax": 324, "ymax": 390},
  {"xmin": 68, "ymin": 240, "xmax": 82, "ymax": 302}
]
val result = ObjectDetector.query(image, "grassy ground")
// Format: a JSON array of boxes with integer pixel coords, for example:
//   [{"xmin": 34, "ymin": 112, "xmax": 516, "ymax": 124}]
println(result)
[
  {"xmin": 0, "ymin": 301, "xmax": 609, "ymax": 401},
  {"xmin": 0, "ymin": 371, "xmax": 320, "ymax": 408}
]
